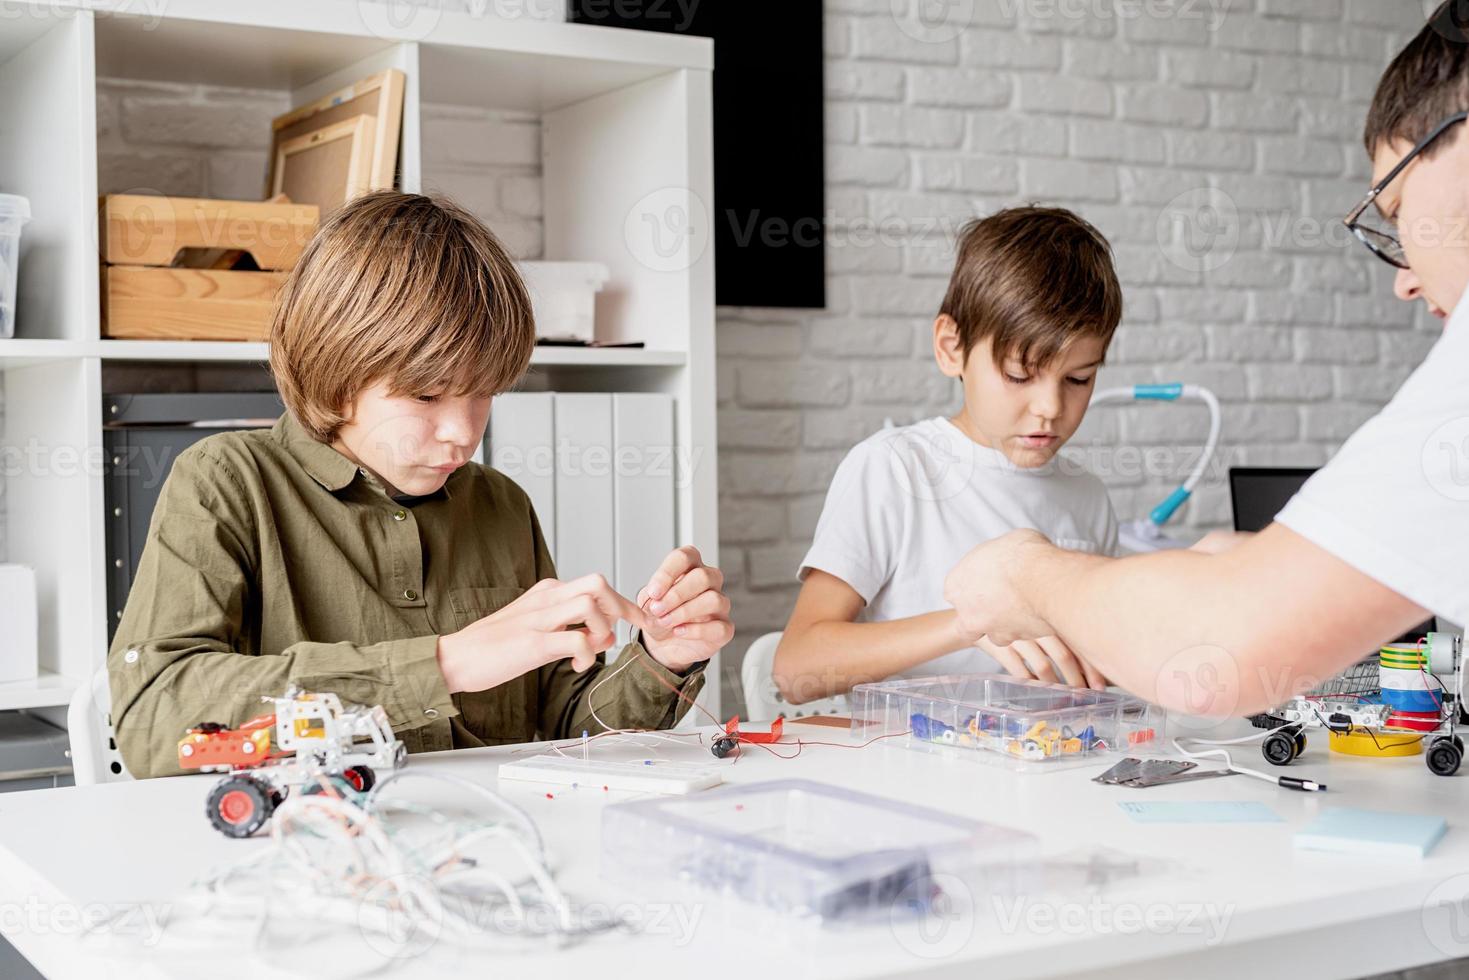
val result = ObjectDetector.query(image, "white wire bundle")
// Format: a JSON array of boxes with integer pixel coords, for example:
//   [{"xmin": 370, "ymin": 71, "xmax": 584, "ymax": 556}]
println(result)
[{"xmin": 90, "ymin": 771, "xmax": 625, "ymax": 977}]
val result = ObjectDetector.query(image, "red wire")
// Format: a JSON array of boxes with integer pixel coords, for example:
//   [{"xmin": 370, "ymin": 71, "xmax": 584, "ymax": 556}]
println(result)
[
  {"xmin": 625, "ymin": 646, "xmax": 911, "ymax": 760},
  {"xmin": 743, "ymin": 729, "xmax": 914, "ymax": 760}
]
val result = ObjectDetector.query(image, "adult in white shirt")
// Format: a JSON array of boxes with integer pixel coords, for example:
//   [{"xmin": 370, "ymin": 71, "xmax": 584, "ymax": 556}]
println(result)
[{"xmin": 944, "ymin": 3, "xmax": 1469, "ymax": 723}]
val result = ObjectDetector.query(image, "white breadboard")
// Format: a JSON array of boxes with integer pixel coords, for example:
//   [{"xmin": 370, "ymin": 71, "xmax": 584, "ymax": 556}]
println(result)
[{"xmin": 497, "ymin": 755, "xmax": 723, "ymax": 795}]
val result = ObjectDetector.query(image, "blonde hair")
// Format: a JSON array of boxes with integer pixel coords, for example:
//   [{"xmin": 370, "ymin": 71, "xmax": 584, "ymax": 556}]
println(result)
[{"xmin": 270, "ymin": 191, "xmax": 535, "ymax": 442}]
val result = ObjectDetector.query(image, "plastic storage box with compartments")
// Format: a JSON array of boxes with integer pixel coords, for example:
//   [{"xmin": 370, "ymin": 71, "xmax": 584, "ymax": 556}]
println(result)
[
  {"xmin": 850, "ymin": 674, "xmax": 1167, "ymax": 771},
  {"xmin": 601, "ymin": 779, "xmax": 1038, "ymax": 924}
]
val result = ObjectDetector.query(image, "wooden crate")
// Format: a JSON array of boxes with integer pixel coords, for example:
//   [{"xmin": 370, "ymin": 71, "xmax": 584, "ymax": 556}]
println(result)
[{"xmin": 100, "ymin": 195, "xmax": 318, "ymax": 341}]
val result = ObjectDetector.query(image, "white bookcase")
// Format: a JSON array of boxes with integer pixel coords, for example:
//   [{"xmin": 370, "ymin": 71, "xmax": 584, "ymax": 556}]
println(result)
[{"xmin": 0, "ymin": 0, "xmax": 720, "ymax": 715}]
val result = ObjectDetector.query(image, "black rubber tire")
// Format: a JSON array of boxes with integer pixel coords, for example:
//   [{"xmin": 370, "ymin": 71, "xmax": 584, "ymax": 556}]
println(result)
[
  {"xmin": 207, "ymin": 776, "xmax": 273, "ymax": 838},
  {"xmin": 1428, "ymin": 739, "xmax": 1462, "ymax": 777},
  {"xmin": 1263, "ymin": 732, "xmax": 1296, "ymax": 767},
  {"xmin": 345, "ymin": 765, "xmax": 376, "ymax": 792},
  {"xmin": 1293, "ymin": 731, "xmax": 1307, "ymax": 758}
]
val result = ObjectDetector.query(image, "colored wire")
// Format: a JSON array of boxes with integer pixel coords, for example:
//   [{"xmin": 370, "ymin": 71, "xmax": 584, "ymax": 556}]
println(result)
[{"xmin": 84, "ymin": 771, "xmax": 623, "ymax": 971}]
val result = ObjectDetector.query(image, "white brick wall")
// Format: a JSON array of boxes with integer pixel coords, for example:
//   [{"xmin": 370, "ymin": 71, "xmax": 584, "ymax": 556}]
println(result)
[
  {"xmin": 717, "ymin": 0, "xmax": 1443, "ymax": 714},
  {"xmin": 0, "ymin": 2, "xmax": 1443, "ymax": 715}
]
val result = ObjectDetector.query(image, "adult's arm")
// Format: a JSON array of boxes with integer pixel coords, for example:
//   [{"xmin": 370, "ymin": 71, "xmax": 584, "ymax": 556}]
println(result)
[{"xmin": 943, "ymin": 522, "xmax": 1430, "ymax": 717}]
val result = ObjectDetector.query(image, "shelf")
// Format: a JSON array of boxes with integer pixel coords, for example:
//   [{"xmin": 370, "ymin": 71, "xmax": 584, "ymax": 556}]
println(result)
[
  {"xmin": 0, "ymin": 338, "xmax": 686, "ymax": 367},
  {"xmin": 0, "ymin": 670, "xmax": 79, "ymax": 712},
  {"xmin": 529, "ymin": 347, "xmax": 686, "ymax": 367},
  {"xmin": 77, "ymin": 0, "xmax": 711, "ymax": 110},
  {"xmin": 0, "ymin": 3, "xmax": 61, "ymax": 64}
]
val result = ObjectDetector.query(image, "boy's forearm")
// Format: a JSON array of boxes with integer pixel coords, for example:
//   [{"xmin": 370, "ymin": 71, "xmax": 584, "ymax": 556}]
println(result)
[{"xmin": 775, "ymin": 612, "xmax": 964, "ymax": 703}]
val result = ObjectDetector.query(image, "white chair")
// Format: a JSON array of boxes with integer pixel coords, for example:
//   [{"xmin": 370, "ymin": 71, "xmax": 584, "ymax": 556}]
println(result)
[
  {"xmin": 66, "ymin": 666, "xmax": 132, "ymax": 785},
  {"xmin": 739, "ymin": 630, "xmax": 849, "ymax": 723}
]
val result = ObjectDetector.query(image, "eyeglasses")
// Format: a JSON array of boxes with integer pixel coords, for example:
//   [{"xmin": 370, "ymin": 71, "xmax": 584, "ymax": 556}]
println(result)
[{"xmin": 1343, "ymin": 110, "xmax": 1469, "ymax": 270}]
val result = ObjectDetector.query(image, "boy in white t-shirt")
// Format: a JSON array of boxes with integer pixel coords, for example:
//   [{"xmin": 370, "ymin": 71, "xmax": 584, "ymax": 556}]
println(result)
[{"xmin": 774, "ymin": 206, "xmax": 1122, "ymax": 703}]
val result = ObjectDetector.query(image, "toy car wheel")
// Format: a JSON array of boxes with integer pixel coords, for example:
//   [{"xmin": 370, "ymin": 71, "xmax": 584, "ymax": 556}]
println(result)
[
  {"xmin": 1455, "ymin": 736, "xmax": 1465, "ymax": 755},
  {"xmin": 344, "ymin": 765, "xmax": 376, "ymax": 792},
  {"xmin": 1427, "ymin": 738, "xmax": 1462, "ymax": 777},
  {"xmin": 207, "ymin": 776, "xmax": 273, "ymax": 838},
  {"xmin": 1293, "ymin": 732, "xmax": 1307, "ymax": 758},
  {"xmin": 1262, "ymin": 732, "xmax": 1296, "ymax": 766}
]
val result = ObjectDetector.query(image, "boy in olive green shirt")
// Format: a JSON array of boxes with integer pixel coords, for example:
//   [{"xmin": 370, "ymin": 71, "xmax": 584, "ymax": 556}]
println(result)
[{"xmin": 109, "ymin": 192, "xmax": 733, "ymax": 778}]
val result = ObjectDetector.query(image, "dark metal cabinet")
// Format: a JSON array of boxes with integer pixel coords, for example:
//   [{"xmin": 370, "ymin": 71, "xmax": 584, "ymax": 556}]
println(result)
[{"xmin": 103, "ymin": 392, "xmax": 283, "ymax": 639}]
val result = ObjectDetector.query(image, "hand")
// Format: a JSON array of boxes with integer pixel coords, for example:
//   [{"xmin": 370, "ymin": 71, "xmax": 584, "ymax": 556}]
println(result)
[
  {"xmin": 436, "ymin": 575, "xmax": 650, "ymax": 694},
  {"xmin": 943, "ymin": 529, "xmax": 1056, "ymax": 647},
  {"xmin": 637, "ymin": 546, "xmax": 734, "ymax": 673},
  {"xmin": 974, "ymin": 634, "xmax": 1108, "ymax": 690},
  {"xmin": 1189, "ymin": 529, "xmax": 1253, "ymax": 555}
]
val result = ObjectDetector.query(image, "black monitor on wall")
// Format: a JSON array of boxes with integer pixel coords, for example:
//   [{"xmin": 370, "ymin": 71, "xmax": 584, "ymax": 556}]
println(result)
[{"xmin": 567, "ymin": 2, "xmax": 826, "ymax": 309}]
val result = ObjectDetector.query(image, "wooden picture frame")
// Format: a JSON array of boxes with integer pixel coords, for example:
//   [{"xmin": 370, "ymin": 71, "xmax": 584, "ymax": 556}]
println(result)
[
  {"xmin": 271, "ymin": 115, "xmax": 377, "ymax": 215},
  {"xmin": 266, "ymin": 69, "xmax": 405, "ymax": 197}
]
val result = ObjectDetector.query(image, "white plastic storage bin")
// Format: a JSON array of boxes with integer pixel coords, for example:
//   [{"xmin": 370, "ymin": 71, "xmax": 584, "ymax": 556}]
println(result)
[
  {"xmin": 518, "ymin": 261, "xmax": 609, "ymax": 343},
  {"xmin": 851, "ymin": 674, "xmax": 1166, "ymax": 771},
  {"xmin": 0, "ymin": 195, "xmax": 31, "ymax": 339},
  {"xmin": 601, "ymin": 779, "xmax": 1037, "ymax": 924},
  {"xmin": 0, "ymin": 565, "xmax": 38, "ymax": 683}
]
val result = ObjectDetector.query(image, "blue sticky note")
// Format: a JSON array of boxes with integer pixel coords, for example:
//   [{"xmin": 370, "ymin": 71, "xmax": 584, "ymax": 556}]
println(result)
[
  {"xmin": 1295, "ymin": 807, "xmax": 1446, "ymax": 859},
  {"xmin": 1119, "ymin": 801, "xmax": 1283, "ymax": 824}
]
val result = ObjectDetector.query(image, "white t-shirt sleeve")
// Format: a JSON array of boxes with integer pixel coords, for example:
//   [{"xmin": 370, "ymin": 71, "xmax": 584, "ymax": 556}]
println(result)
[
  {"xmin": 1276, "ymin": 312, "xmax": 1469, "ymax": 625},
  {"xmin": 797, "ymin": 438, "xmax": 904, "ymax": 604}
]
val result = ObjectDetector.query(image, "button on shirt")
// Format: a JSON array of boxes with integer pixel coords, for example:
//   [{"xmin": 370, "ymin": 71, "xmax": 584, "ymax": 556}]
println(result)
[{"xmin": 108, "ymin": 413, "xmax": 704, "ymax": 778}]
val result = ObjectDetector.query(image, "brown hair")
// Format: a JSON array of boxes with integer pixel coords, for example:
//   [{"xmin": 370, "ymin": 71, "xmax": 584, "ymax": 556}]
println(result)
[
  {"xmin": 940, "ymin": 206, "xmax": 1122, "ymax": 371},
  {"xmin": 269, "ymin": 191, "xmax": 535, "ymax": 442},
  {"xmin": 1363, "ymin": 2, "xmax": 1469, "ymax": 158}
]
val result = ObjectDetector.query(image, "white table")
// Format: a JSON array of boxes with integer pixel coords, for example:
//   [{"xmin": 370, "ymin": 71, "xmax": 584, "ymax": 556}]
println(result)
[{"xmin": 1, "ymin": 718, "xmax": 1466, "ymax": 980}]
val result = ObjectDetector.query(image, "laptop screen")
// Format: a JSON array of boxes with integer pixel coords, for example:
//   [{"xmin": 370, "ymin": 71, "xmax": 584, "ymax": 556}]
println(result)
[
  {"xmin": 1229, "ymin": 467, "xmax": 1435, "ymax": 642},
  {"xmin": 1229, "ymin": 467, "xmax": 1316, "ymax": 533}
]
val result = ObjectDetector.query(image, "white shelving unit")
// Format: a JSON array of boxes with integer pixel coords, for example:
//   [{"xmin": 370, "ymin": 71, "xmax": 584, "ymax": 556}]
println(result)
[{"xmin": 0, "ymin": 0, "xmax": 719, "ymax": 714}]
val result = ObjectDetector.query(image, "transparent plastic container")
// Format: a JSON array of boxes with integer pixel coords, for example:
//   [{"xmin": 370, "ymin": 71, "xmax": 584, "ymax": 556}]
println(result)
[
  {"xmin": 851, "ymin": 674, "xmax": 1166, "ymax": 771},
  {"xmin": 601, "ymin": 778, "xmax": 1036, "ymax": 924},
  {"xmin": 0, "ymin": 194, "xmax": 31, "ymax": 339}
]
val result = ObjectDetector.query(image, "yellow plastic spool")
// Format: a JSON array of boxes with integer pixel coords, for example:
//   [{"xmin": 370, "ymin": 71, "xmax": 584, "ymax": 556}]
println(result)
[{"xmin": 1328, "ymin": 729, "xmax": 1423, "ymax": 758}]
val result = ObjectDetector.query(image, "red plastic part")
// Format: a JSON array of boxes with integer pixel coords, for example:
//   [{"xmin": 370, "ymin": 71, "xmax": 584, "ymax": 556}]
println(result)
[
  {"xmin": 723, "ymin": 716, "xmax": 783, "ymax": 744},
  {"xmin": 217, "ymin": 789, "xmax": 255, "ymax": 825}
]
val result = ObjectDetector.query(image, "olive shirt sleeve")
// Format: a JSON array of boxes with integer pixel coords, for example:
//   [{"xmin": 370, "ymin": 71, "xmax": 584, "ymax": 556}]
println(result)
[
  {"xmin": 108, "ymin": 447, "xmax": 455, "ymax": 779},
  {"xmin": 529, "ymin": 512, "xmax": 708, "ymax": 739}
]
